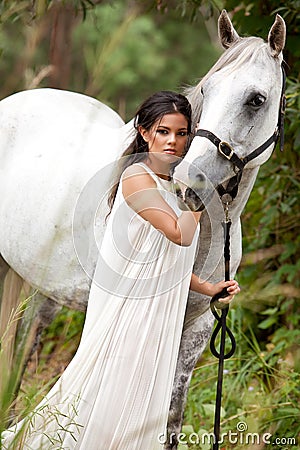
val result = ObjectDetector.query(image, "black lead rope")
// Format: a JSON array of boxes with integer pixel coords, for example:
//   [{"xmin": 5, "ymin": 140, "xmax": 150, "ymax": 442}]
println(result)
[
  {"xmin": 209, "ymin": 212, "xmax": 236, "ymax": 450},
  {"xmin": 193, "ymin": 63, "xmax": 286, "ymax": 450}
]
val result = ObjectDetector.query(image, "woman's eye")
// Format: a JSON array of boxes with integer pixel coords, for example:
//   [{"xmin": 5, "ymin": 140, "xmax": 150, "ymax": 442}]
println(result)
[
  {"xmin": 156, "ymin": 129, "xmax": 187, "ymax": 136},
  {"xmin": 247, "ymin": 94, "xmax": 266, "ymax": 108}
]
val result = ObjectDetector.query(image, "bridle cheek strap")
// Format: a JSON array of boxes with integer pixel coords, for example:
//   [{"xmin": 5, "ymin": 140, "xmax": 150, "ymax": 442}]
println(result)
[
  {"xmin": 195, "ymin": 124, "xmax": 279, "ymax": 175},
  {"xmin": 195, "ymin": 65, "xmax": 286, "ymax": 203}
]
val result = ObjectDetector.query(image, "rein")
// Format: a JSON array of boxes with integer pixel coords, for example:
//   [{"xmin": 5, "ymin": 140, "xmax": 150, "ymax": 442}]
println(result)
[
  {"xmin": 195, "ymin": 64, "xmax": 286, "ymax": 450},
  {"xmin": 209, "ymin": 203, "xmax": 236, "ymax": 450}
]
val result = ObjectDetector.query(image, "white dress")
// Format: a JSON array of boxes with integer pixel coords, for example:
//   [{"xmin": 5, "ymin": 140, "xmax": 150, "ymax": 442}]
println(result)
[{"xmin": 1, "ymin": 162, "xmax": 199, "ymax": 450}]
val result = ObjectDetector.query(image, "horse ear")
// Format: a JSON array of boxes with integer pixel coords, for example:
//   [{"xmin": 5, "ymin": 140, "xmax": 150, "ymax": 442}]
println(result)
[
  {"xmin": 268, "ymin": 14, "xmax": 286, "ymax": 57},
  {"xmin": 218, "ymin": 9, "xmax": 240, "ymax": 49}
]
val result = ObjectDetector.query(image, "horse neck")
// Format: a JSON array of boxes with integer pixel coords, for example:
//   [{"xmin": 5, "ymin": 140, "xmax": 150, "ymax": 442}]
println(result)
[
  {"xmin": 194, "ymin": 166, "xmax": 261, "ymax": 281},
  {"xmin": 230, "ymin": 166, "xmax": 260, "ymax": 219},
  {"xmin": 120, "ymin": 119, "xmax": 135, "ymax": 152}
]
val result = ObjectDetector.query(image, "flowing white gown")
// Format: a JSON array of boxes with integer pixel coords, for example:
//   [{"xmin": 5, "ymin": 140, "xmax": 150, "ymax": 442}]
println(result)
[{"xmin": 1, "ymin": 163, "xmax": 199, "ymax": 449}]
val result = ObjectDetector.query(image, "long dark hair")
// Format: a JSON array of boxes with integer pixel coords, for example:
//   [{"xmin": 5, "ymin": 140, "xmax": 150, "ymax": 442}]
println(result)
[{"xmin": 107, "ymin": 91, "xmax": 192, "ymax": 214}]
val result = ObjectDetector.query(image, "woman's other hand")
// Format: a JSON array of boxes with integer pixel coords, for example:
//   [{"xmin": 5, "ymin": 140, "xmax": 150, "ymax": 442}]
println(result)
[
  {"xmin": 190, "ymin": 274, "xmax": 240, "ymax": 304},
  {"xmin": 211, "ymin": 280, "xmax": 240, "ymax": 304}
]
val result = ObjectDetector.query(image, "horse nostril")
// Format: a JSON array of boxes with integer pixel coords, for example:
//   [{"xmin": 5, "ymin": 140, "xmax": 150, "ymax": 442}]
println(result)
[
  {"xmin": 173, "ymin": 182, "xmax": 183, "ymax": 200},
  {"xmin": 195, "ymin": 173, "xmax": 207, "ymax": 190},
  {"xmin": 184, "ymin": 187, "xmax": 204, "ymax": 212},
  {"xmin": 184, "ymin": 172, "xmax": 214, "ymax": 212}
]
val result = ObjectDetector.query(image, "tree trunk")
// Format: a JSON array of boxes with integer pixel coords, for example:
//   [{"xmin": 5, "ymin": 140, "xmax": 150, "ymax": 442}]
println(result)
[{"xmin": 48, "ymin": 3, "xmax": 78, "ymax": 89}]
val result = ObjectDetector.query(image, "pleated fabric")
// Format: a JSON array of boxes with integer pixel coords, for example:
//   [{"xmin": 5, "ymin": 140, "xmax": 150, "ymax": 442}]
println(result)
[{"xmin": 1, "ymin": 163, "xmax": 199, "ymax": 449}]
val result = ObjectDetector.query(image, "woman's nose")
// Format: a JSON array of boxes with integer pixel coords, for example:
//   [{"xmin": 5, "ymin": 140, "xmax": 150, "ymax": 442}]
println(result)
[{"xmin": 167, "ymin": 133, "xmax": 176, "ymax": 144}]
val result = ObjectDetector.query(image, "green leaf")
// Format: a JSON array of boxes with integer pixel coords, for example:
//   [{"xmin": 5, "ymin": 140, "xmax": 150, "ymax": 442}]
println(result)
[
  {"xmin": 258, "ymin": 316, "xmax": 278, "ymax": 329},
  {"xmin": 202, "ymin": 403, "xmax": 226, "ymax": 418},
  {"xmin": 182, "ymin": 424, "xmax": 195, "ymax": 437},
  {"xmin": 260, "ymin": 307, "xmax": 278, "ymax": 315}
]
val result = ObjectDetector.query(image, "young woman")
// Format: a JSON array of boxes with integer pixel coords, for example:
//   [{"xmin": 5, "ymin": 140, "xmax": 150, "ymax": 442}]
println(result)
[{"xmin": 2, "ymin": 91, "xmax": 239, "ymax": 449}]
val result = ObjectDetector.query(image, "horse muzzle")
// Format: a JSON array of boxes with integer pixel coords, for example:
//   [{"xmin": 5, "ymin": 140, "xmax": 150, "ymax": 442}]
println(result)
[{"xmin": 173, "ymin": 173, "xmax": 213, "ymax": 212}]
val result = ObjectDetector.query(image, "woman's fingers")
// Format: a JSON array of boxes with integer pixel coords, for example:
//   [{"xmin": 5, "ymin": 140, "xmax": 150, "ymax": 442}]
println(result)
[
  {"xmin": 218, "ymin": 295, "xmax": 234, "ymax": 304},
  {"xmin": 226, "ymin": 281, "xmax": 240, "ymax": 292},
  {"xmin": 218, "ymin": 281, "xmax": 240, "ymax": 303},
  {"xmin": 227, "ymin": 286, "xmax": 240, "ymax": 295}
]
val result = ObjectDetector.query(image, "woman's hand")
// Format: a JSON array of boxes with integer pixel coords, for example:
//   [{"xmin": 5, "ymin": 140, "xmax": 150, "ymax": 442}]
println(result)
[
  {"xmin": 190, "ymin": 274, "xmax": 240, "ymax": 304},
  {"xmin": 122, "ymin": 165, "xmax": 201, "ymax": 246},
  {"xmin": 211, "ymin": 280, "xmax": 240, "ymax": 304}
]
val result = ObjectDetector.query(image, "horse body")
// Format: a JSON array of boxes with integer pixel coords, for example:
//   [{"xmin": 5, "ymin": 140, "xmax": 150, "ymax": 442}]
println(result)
[
  {"xmin": 0, "ymin": 10, "xmax": 286, "ymax": 450},
  {"xmin": 0, "ymin": 88, "xmax": 134, "ymax": 310}
]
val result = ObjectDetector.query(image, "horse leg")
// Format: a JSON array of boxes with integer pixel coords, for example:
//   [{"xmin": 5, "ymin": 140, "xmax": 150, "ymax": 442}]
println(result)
[
  {"xmin": 15, "ymin": 293, "xmax": 62, "ymax": 390},
  {"xmin": 0, "ymin": 263, "xmax": 25, "ymax": 385},
  {"xmin": 0, "ymin": 254, "xmax": 9, "ymax": 286},
  {"xmin": 0, "ymin": 255, "xmax": 62, "ymax": 420},
  {"xmin": 0, "ymin": 256, "xmax": 11, "ymax": 344},
  {"xmin": 0, "ymin": 261, "xmax": 32, "ymax": 427},
  {"xmin": 2, "ymin": 291, "xmax": 62, "ymax": 425},
  {"xmin": 166, "ymin": 298, "xmax": 214, "ymax": 450}
]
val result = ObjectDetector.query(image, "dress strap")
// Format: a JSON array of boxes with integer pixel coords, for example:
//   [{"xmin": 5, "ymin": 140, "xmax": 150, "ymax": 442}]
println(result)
[
  {"xmin": 132, "ymin": 162, "xmax": 171, "ymax": 189},
  {"xmin": 132, "ymin": 162, "xmax": 158, "ymax": 182}
]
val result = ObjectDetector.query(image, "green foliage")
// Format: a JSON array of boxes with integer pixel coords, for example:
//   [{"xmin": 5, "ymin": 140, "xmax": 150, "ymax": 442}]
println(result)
[
  {"xmin": 73, "ymin": 0, "xmax": 221, "ymax": 118},
  {"xmin": 0, "ymin": 0, "xmax": 107, "ymax": 22},
  {"xmin": 182, "ymin": 305, "xmax": 300, "ymax": 449},
  {"xmin": 39, "ymin": 307, "xmax": 85, "ymax": 356},
  {"xmin": 0, "ymin": 0, "xmax": 221, "ymax": 119}
]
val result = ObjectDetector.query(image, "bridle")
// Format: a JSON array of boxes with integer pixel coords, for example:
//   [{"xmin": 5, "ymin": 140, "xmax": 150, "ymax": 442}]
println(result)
[
  {"xmin": 196, "ymin": 64, "xmax": 286, "ymax": 450},
  {"xmin": 194, "ymin": 64, "xmax": 286, "ymax": 205}
]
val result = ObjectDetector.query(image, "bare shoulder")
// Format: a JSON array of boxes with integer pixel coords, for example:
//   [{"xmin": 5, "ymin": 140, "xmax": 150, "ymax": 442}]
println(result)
[{"xmin": 122, "ymin": 164, "xmax": 156, "ymax": 200}]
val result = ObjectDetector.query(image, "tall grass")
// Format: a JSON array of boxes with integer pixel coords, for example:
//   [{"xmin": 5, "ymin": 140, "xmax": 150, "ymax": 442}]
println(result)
[
  {"xmin": 0, "ymin": 292, "xmax": 37, "ymax": 433},
  {"xmin": 0, "ymin": 297, "xmax": 84, "ymax": 449}
]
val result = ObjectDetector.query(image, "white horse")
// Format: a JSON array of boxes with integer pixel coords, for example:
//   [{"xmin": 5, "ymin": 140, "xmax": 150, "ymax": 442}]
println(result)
[
  {"xmin": 0, "ymin": 10, "xmax": 285, "ymax": 449},
  {"xmin": 168, "ymin": 11, "xmax": 286, "ymax": 449}
]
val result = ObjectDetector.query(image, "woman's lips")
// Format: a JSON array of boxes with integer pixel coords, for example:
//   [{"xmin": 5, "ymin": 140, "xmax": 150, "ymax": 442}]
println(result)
[{"xmin": 164, "ymin": 149, "xmax": 176, "ymax": 155}]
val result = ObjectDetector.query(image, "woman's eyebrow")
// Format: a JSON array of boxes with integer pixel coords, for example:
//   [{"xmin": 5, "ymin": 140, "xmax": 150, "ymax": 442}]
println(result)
[{"xmin": 157, "ymin": 126, "xmax": 188, "ymax": 130}]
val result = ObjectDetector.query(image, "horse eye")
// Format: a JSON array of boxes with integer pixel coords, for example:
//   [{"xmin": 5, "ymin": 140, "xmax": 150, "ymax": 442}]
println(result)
[
  {"xmin": 248, "ymin": 94, "xmax": 266, "ymax": 107},
  {"xmin": 201, "ymin": 87, "xmax": 204, "ymax": 96}
]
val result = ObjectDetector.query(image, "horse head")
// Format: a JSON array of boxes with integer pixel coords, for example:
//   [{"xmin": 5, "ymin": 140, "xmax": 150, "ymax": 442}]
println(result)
[{"xmin": 173, "ymin": 10, "xmax": 286, "ymax": 211}]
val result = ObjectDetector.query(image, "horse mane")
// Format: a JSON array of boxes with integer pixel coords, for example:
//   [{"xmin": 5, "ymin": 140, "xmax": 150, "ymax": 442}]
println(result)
[{"xmin": 186, "ymin": 36, "xmax": 278, "ymax": 126}]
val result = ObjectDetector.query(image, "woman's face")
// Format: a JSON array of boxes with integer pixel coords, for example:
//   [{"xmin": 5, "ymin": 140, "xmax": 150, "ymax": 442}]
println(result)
[{"xmin": 140, "ymin": 113, "xmax": 189, "ymax": 165}]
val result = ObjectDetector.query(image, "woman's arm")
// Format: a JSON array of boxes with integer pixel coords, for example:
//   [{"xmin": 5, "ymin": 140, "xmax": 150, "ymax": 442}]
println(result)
[
  {"xmin": 122, "ymin": 165, "xmax": 201, "ymax": 246},
  {"xmin": 190, "ymin": 273, "xmax": 240, "ymax": 304}
]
